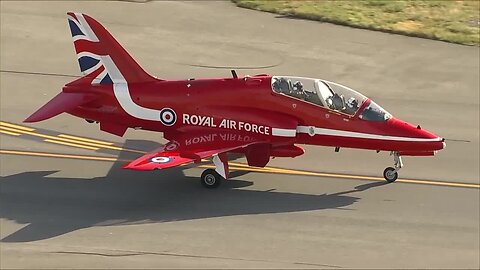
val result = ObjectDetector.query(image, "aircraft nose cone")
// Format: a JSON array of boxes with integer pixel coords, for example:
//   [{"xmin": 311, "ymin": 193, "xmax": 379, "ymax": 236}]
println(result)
[
  {"xmin": 389, "ymin": 117, "xmax": 445, "ymax": 151},
  {"xmin": 414, "ymin": 127, "xmax": 445, "ymax": 151},
  {"xmin": 419, "ymin": 128, "xmax": 446, "ymax": 152}
]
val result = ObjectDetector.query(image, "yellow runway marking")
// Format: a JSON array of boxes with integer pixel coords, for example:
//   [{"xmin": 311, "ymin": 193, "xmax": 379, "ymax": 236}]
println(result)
[
  {"xmin": 201, "ymin": 164, "xmax": 480, "ymax": 189},
  {"xmin": 228, "ymin": 162, "xmax": 250, "ymax": 168},
  {"xmin": 0, "ymin": 149, "xmax": 122, "ymax": 162},
  {"xmin": 1, "ymin": 122, "xmax": 478, "ymax": 189},
  {"xmin": 0, "ymin": 122, "xmax": 144, "ymax": 154},
  {"xmin": 0, "ymin": 121, "xmax": 35, "ymax": 131},
  {"xmin": 44, "ymin": 139, "xmax": 100, "ymax": 151},
  {"xmin": 227, "ymin": 162, "xmax": 480, "ymax": 188},
  {"xmin": 0, "ymin": 126, "xmax": 33, "ymax": 134},
  {"xmin": 0, "ymin": 129, "xmax": 21, "ymax": 136},
  {"xmin": 1, "ymin": 149, "xmax": 477, "ymax": 189},
  {"xmin": 395, "ymin": 179, "xmax": 479, "ymax": 188},
  {"xmin": 58, "ymin": 134, "xmax": 114, "ymax": 145}
]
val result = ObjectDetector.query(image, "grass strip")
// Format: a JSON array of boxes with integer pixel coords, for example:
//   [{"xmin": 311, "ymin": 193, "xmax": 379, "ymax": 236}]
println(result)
[{"xmin": 232, "ymin": 0, "xmax": 480, "ymax": 45}]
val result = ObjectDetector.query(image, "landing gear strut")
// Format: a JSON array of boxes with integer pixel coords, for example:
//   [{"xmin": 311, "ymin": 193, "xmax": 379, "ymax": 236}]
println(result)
[{"xmin": 383, "ymin": 151, "xmax": 403, "ymax": 183}]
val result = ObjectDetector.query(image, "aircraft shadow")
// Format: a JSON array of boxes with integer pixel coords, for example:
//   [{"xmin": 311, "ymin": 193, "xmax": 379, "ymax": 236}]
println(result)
[{"xmin": 0, "ymin": 140, "xmax": 382, "ymax": 243}]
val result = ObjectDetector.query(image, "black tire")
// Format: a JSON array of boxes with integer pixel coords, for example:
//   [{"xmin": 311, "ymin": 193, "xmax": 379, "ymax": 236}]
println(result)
[
  {"xmin": 201, "ymin": 169, "xmax": 222, "ymax": 188},
  {"xmin": 383, "ymin": 167, "xmax": 398, "ymax": 183}
]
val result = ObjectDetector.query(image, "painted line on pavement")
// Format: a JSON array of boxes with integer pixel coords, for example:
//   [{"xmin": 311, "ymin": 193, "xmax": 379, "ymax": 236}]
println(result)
[
  {"xmin": 57, "ymin": 134, "xmax": 114, "ymax": 145},
  {"xmin": 0, "ymin": 149, "xmax": 123, "ymax": 162},
  {"xmin": 0, "ymin": 130, "xmax": 21, "ymax": 136},
  {"xmin": 205, "ymin": 165, "xmax": 479, "ymax": 189},
  {"xmin": 44, "ymin": 139, "xmax": 100, "ymax": 151},
  {"xmin": 0, "ymin": 122, "xmax": 35, "ymax": 131},
  {"xmin": 1, "ymin": 149, "xmax": 478, "ymax": 189},
  {"xmin": 0, "ymin": 121, "xmax": 144, "ymax": 154}
]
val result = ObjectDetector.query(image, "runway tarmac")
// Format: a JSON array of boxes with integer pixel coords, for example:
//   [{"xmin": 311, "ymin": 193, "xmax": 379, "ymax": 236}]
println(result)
[{"xmin": 1, "ymin": 1, "xmax": 479, "ymax": 268}]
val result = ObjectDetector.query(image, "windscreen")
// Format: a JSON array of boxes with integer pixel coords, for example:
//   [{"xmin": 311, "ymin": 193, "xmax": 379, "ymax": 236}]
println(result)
[{"xmin": 359, "ymin": 101, "xmax": 392, "ymax": 121}]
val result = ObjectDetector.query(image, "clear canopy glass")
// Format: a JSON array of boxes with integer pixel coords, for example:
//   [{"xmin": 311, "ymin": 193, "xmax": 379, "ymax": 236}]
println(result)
[
  {"xmin": 359, "ymin": 101, "xmax": 392, "ymax": 121},
  {"xmin": 271, "ymin": 76, "xmax": 369, "ymax": 116}
]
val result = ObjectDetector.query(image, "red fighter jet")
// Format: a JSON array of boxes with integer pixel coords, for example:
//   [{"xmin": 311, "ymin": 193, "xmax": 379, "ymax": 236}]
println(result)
[{"xmin": 25, "ymin": 13, "xmax": 445, "ymax": 188}]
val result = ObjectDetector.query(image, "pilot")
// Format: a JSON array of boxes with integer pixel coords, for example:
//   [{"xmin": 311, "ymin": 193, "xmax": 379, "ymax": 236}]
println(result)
[
  {"xmin": 345, "ymin": 97, "xmax": 359, "ymax": 114},
  {"xmin": 294, "ymin": 81, "xmax": 303, "ymax": 92},
  {"xmin": 272, "ymin": 78, "xmax": 281, "ymax": 92},
  {"xmin": 292, "ymin": 81, "xmax": 306, "ymax": 99},
  {"xmin": 331, "ymin": 93, "xmax": 346, "ymax": 110},
  {"xmin": 273, "ymin": 78, "xmax": 289, "ymax": 94}
]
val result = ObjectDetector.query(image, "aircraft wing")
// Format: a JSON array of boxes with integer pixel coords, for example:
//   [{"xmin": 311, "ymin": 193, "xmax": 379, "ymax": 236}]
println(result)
[
  {"xmin": 123, "ymin": 131, "xmax": 268, "ymax": 173},
  {"xmin": 122, "ymin": 150, "xmax": 195, "ymax": 171}
]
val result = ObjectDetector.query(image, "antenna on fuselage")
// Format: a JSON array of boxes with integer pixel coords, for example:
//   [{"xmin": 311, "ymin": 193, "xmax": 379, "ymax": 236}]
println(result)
[{"xmin": 231, "ymin": 70, "xmax": 238, "ymax": 79}]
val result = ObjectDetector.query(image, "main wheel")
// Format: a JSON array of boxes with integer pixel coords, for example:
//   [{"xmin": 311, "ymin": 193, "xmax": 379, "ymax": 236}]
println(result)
[
  {"xmin": 383, "ymin": 167, "xmax": 398, "ymax": 183},
  {"xmin": 201, "ymin": 169, "xmax": 222, "ymax": 188}
]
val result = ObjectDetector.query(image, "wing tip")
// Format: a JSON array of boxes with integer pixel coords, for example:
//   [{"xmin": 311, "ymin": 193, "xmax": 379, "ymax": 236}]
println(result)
[
  {"xmin": 23, "ymin": 117, "xmax": 36, "ymax": 123},
  {"xmin": 122, "ymin": 163, "xmax": 161, "ymax": 171},
  {"xmin": 23, "ymin": 112, "xmax": 51, "ymax": 123},
  {"xmin": 122, "ymin": 163, "xmax": 138, "ymax": 170}
]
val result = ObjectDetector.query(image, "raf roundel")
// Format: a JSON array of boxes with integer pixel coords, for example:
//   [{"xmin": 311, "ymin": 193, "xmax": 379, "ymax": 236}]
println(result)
[
  {"xmin": 151, "ymin": 156, "xmax": 172, "ymax": 163},
  {"xmin": 159, "ymin": 108, "xmax": 177, "ymax": 126}
]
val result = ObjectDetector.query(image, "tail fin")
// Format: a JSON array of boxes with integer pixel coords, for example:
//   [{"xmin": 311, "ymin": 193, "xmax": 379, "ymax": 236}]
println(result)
[
  {"xmin": 67, "ymin": 12, "xmax": 157, "ymax": 84},
  {"xmin": 24, "ymin": 13, "xmax": 157, "ymax": 123}
]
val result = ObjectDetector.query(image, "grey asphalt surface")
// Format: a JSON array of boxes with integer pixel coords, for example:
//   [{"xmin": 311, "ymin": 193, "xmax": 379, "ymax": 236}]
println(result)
[{"xmin": 1, "ymin": 1, "xmax": 479, "ymax": 269}]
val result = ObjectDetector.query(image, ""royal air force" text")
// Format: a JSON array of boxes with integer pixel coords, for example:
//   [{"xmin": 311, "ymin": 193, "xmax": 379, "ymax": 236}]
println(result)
[{"xmin": 183, "ymin": 114, "xmax": 270, "ymax": 135}]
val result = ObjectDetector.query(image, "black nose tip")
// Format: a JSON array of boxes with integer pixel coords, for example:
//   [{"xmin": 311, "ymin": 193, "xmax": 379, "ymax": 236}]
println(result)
[
  {"xmin": 442, "ymin": 138, "xmax": 445, "ymax": 142},
  {"xmin": 416, "ymin": 125, "xmax": 421, "ymax": 129}
]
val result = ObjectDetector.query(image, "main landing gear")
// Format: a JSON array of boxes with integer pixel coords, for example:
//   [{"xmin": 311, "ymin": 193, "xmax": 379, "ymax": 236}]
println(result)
[
  {"xmin": 200, "ymin": 169, "xmax": 224, "ymax": 189},
  {"xmin": 383, "ymin": 151, "xmax": 403, "ymax": 183},
  {"xmin": 200, "ymin": 153, "xmax": 229, "ymax": 189}
]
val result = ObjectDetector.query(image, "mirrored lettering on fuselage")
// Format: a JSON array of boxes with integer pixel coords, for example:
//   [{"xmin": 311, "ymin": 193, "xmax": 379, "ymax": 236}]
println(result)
[{"xmin": 184, "ymin": 133, "xmax": 256, "ymax": 146}]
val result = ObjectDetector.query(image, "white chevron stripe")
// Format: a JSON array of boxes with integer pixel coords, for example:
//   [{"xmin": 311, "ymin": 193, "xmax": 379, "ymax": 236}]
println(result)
[{"xmin": 101, "ymin": 56, "xmax": 165, "ymax": 121}]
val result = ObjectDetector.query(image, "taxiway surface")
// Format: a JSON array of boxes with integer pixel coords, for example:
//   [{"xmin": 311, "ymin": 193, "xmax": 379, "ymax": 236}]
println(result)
[{"xmin": 1, "ymin": 1, "xmax": 479, "ymax": 268}]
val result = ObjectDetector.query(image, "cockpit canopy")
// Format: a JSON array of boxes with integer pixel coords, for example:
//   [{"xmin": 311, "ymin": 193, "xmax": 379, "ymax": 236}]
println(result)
[{"xmin": 271, "ymin": 76, "xmax": 391, "ymax": 121}]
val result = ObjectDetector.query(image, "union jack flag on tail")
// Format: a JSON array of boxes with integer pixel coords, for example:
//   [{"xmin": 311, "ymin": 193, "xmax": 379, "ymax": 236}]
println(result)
[{"xmin": 66, "ymin": 12, "xmax": 156, "ymax": 84}]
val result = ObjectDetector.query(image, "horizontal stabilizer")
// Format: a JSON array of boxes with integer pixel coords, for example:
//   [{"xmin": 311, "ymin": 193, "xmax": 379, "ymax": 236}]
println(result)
[{"xmin": 24, "ymin": 92, "xmax": 96, "ymax": 123}]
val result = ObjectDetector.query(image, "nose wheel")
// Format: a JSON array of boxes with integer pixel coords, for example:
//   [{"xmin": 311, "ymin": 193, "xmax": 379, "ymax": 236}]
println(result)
[
  {"xmin": 384, "ymin": 151, "xmax": 403, "ymax": 182},
  {"xmin": 383, "ymin": 167, "xmax": 398, "ymax": 182}
]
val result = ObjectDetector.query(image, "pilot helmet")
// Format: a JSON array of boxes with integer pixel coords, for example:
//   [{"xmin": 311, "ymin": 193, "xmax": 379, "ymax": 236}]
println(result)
[
  {"xmin": 347, "ymin": 97, "xmax": 358, "ymax": 107},
  {"xmin": 293, "ymin": 81, "xmax": 303, "ymax": 91}
]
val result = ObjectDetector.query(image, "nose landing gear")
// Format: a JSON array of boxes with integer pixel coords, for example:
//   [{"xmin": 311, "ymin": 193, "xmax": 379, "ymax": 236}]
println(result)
[{"xmin": 383, "ymin": 151, "xmax": 403, "ymax": 182}]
